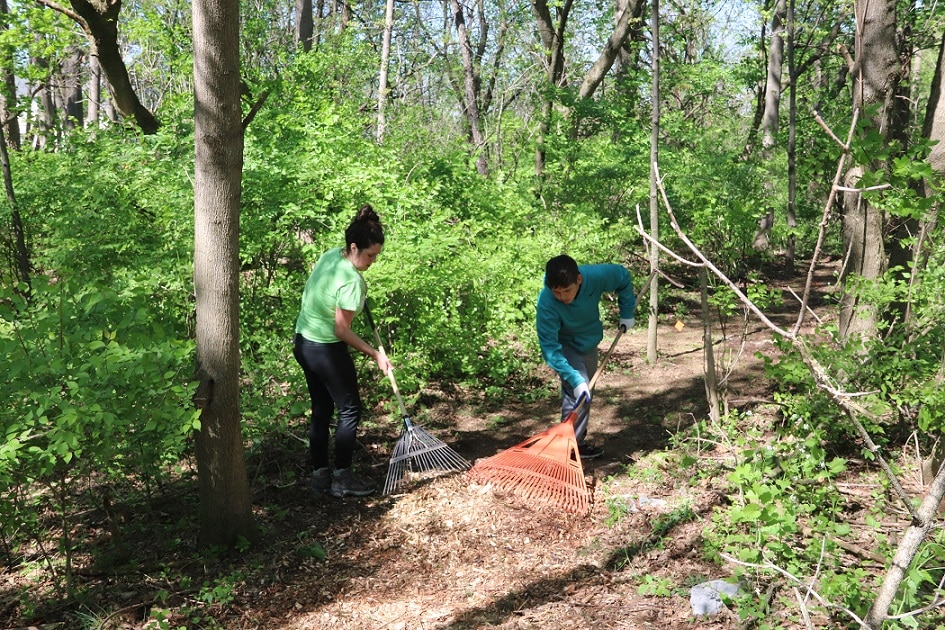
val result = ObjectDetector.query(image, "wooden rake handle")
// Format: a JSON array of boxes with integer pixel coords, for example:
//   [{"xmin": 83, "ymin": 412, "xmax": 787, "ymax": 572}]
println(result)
[{"xmin": 363, "ymin": 303, "xmax": 411, "ymax": 422}]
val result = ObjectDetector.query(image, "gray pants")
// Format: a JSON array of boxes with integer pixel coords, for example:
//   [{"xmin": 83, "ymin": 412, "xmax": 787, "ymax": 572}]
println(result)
[{"xmin": 559, "ymin": 345, "xmax": 598, "ymax": 445}]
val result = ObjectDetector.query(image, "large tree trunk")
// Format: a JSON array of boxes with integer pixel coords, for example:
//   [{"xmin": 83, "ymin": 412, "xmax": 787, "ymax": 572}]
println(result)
[
  {"xmin": 839, "ymin": 0, "xmax": 902, "ymax": 340},
  {"xmin": 192, "ymin": 0, "xmax": 257, "ymax": 547},
  {"xmin": 60, "ymin": 46, "xmax": 85, "ymax": 130},
  {"xmin": 751, "ymin": 0, "xmax": 786, "ymax": 253}
]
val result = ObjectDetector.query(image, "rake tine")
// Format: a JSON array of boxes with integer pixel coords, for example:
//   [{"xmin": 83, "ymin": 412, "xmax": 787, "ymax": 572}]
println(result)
[
  {"xmin": 468, "ymin": 415, "xmax": 591, "ymax": 514},
  {"xmin": 382, "ymin": 424, "xmax": 470, "ymax": 495},
  {"xmin": 382, "ymin": 431, "xmax": 410, "ymax": 495}
]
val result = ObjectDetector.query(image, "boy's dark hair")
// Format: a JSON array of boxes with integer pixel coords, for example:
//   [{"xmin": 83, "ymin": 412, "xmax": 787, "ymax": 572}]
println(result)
[{"xmin": 545, "ymin": 255, "xmax": 579, "ymax": 289}]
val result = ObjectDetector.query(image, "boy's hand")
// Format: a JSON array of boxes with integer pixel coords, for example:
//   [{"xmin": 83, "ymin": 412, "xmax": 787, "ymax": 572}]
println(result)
[{"xmin": 575, "ymin": 382, "xmax": 591, "ymax": 402}]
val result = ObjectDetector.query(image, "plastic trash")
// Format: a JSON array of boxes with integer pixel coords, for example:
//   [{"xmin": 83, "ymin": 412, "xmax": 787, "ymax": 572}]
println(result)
[{"xmin": 690, "ymin": 579, "xmax": 742, "ymax": 616}]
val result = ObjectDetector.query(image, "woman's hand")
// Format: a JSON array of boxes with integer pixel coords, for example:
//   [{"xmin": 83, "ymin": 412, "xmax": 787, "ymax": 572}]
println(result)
[{"xmin": 375, "ymin": 346, "xmax": 392, "ymax": 374}]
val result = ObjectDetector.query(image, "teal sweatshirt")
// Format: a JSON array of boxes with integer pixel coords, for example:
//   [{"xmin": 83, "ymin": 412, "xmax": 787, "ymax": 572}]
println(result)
[{"xmin": 536, "ymin": 264, "xmax": 635, "ymax": 388}]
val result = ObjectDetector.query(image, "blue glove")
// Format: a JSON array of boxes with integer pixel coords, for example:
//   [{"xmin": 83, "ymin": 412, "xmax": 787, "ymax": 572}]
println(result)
[
  {"xmin": 619, "ymin": 317, "xmax": 635, "ymax": 332},
  {"xmin": 574, "ymin": 382, "xmax": 591, "ymax": 403}
]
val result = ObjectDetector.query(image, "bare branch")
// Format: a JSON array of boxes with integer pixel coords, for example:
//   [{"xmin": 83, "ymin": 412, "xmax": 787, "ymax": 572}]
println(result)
[
  {"xmin": 34, "ymin": 0, "xmax": 85, "ymax": 24},
  {"xmin": 653, "ymin": 163, "xmax": 793, "ymax": 338}
]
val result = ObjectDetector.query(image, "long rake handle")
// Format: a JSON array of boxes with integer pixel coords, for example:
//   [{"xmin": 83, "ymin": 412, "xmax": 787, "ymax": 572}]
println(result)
[{"xmin": 363, "ymin": 304, "xmax": 411, "ymax": 422}]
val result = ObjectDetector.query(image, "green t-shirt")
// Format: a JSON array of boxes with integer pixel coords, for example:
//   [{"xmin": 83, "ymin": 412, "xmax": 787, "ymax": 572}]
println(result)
[{"xmin": 295, "ymin": 247, "xmax": 366, "ymax": 343}]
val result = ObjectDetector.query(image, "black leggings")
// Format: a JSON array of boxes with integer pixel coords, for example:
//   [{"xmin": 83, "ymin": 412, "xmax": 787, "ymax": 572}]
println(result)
[{"xmin": 293, "ymin": 334, "xmax": 362, "ymax": 470}]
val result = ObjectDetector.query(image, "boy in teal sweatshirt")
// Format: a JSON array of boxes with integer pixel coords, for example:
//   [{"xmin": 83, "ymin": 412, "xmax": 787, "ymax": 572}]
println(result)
[{"xmin": 536, "ymin": 255, "xmax": 636, "ymax": 459}]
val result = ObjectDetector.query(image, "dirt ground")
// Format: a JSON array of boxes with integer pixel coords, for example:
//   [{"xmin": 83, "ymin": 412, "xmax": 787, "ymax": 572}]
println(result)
[{"xmin": 8, "ymin": 263, "xmax": 848, "ymax": 630}]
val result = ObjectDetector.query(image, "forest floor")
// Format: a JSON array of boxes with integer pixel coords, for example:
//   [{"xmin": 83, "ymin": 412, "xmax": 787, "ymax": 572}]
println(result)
[{"xmin": 9, "ymin": 258, "xmax": 910, "ymax": 630}]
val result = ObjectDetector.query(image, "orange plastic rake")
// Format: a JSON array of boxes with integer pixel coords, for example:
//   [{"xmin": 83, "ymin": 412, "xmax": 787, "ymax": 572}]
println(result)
[{"xmin": 468, "ymin": 328, "xmax": 624, "ymax": 515}]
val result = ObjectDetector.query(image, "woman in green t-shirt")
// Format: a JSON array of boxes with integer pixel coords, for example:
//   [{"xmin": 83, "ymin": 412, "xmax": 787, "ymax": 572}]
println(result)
[{"xmin": 293, "ymin": 205, "xmax": 391, "ymax": 498}]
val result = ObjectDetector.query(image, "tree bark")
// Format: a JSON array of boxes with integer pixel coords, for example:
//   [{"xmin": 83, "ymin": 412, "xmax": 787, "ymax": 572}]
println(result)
[
  {"xmin": 577, "ymin": 0, "xmax": 643, "ymax": 100},
  {"xmin": 376, "ymin": 0, "xmax": 394, "ymax": 143},
  {"xmin": 0, "ymin": 125, "xmax": 29, "ymax": 294},
  {"xmin": 865, "ymin": 453, "xmax": 945, "ymax": 627},
  {"xmin": 60, "ymin": 46, "xmax": 85, "ymax": 130},
  {"xmin": 908, "ymin": 33, "xmax": 945, "ymax": 327},
  {"xmin": 531, "ymin": 0, "xmax": 572, "ymax": 177},
  {"xmin": 88, "ymin": 52, "xmax": 101, "ymax": 127},
  {"xmin": 192, "ymin": 0, "xmax": 257, "ymax": 547},
  {"xmin": 30, "ymin": 44, "xmax": 56, "ymax": 150},
  {"xmin": 784, "ymin": 0, "xmax": 797, "ymax": 271},
  {"xmin": 0, "ymin": 0, "xmax": 19, "ymax": 150},
  {"xmin": 295, "ymin": 0, "xmax": 313, "ymax": 51},
  {"xmin": 839, "ymin": 0, "xmax": 902, "ymax": 340},
  {"xmin": 761, "ymin": 0, "xmax": 785, "ymax": 151},
  {"xmin": 647, "ymin": 0, "xmax": 659, "ymax": 365},
  {"xmin": 750, "ymin": 0, "xmax": 786, "ymax": 253}
]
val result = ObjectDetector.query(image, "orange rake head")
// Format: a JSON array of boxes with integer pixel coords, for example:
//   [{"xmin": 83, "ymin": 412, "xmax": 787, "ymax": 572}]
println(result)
[{"xmin": 468, "ymin": 412, "xmax": 590, "ymax": 515}]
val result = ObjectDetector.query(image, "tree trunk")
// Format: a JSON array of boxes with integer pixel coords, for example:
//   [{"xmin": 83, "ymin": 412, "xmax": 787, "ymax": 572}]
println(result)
[
  {"xmin": 839, "ymin": 0, "xmax": 902, "ymax": 340},
  {"xmin": 910, "ymin": 33, "xmax": 945, "ymax": 325},
  {"xmin": 313, "ymin": 0, "xmax": 323, "ymax": 48},
  {"xmin": 751, "ymin": 0, "xmax": 786, "ymax": 253},
  {"xmin": 30, "ymin": 45, "xmax": 56, "ymax": 150},
  {"xmin": 530, "ymin": 0, "xmax": 572, "ymax": 178},
  {"xmin": 785, "ymin": 0, "xmax": 796, "ymax": 272},
  {"xmin": 192, "ymin": 0, "xmax": 257, "ymax": 547},
  {"xmin": 0, "ymin": 0, "xmax": 19, "ymax": 150},
  {"xmin": 88, "ymin": 52, "xmax": 101, "ymax": 128},
  {"xmin": 376, "ymin": 0, "xmax": 394, "ymax": 143},
  {"xmin": 761, "ymin": 0, "xmax": 785, "ymax": 151},
  {"xmin": 700, "ymin": 267, "xmax": 719, "ymax": 422},
  {"xmin": 295, "ymin": 0, "xmax": 313, "ymax": 51},
  {"xmin": 0, "ymin": 125, "xmax": 29, "ymax": 294},
  {"xmin": 67, "ymin": 0, "xmax": 161, "ymax": 134},
  {"xmin": 577, "ymin": 0, "xmax": 643, "ymax": 100},
  {"xmin": 451, "ymin": 0, "xmax": 488, "ymax": 175},
  {"xmin": 866, "ymin": 452, "xmax": 945, "ymax": 627},
  {"xmin": 922, "ymin": 35, "xmax": 945, "ymax": 189},
  {"xmin": 60, "ymin": 46, "xmax": 85, "ymax": 130},
  {"xmin": 647, "ymin": 0, "xmax": 659, "ymax": 365}
]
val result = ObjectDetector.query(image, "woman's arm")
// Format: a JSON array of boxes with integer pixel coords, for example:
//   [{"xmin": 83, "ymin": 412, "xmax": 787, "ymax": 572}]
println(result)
[{"xmin": 335, "ymin": 308, "xmax": 391, "ymax": 373}]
